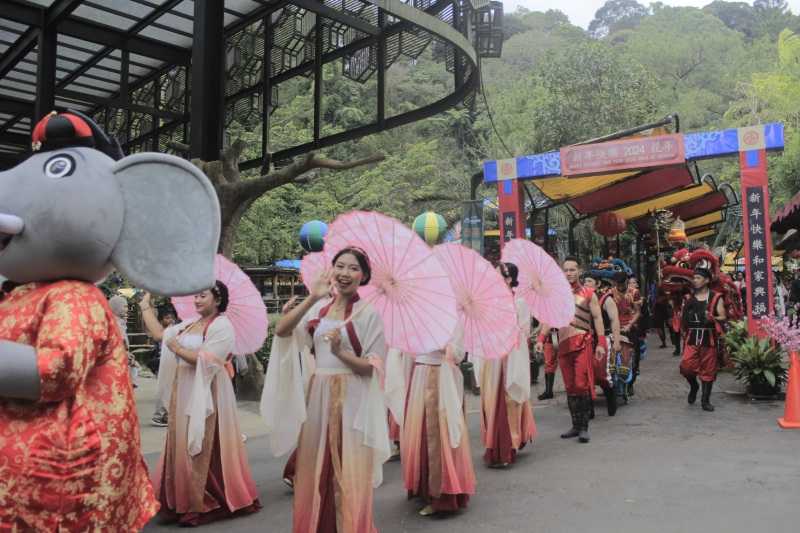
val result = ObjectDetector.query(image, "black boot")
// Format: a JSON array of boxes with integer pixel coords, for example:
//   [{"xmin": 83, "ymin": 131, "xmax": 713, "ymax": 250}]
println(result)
[
  {"xmin": 578, "ymin": 396, "xmax": 591, "ymax": 443},
  {"xmin": 560, "ymin": 396, "xmax": 580, "ymax": 438},
  {"xmin": 671, "ymin": 332, "xmax": 681, "ymax": 357},
  {"xmin": 603, "ymin": 386, "xmax": 618, "ymax": 416},
  {"xmin": 538, "ymin": 373, "xmax": 555, "ymax": 400},
  {"xmin": 701, "ymin": 381, "xmax": 715, "ymax": 412},
  {"xmin": 686, "ymin": 375, "xmax": 699, "ymax": 405},
  {"xmin": 531, "ymin": 358, "xmax": 540, "ymax": 384}
]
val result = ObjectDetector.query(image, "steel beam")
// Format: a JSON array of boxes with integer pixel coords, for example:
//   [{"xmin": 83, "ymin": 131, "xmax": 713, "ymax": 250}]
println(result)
[
  {"xmin": 313, "ymin": 16, "xmax": 323, "ymax": 142},
  {"xmin": 34, "ymin": 26, "xmax": 57, "ymax": 122},
  {"xmin": 289, "ymin": 0, "xmax": 380, "ymax": 35},
  {"xmin": 0, "ymin": 96, "xmax": 33, "ymax": 115},
  {"xmin": 190, "ymin": 0, "xmax": 225, "ymax": 160},
  {"xmin": 0, "ymin": 132, "xmax": 29, "ymax": 146},
  {"xmin": 56, "ymin": 88, "xmax": 186, "ymax": 121},
  {"xmin": 0, "ymin": 0, "xmax": 83, "ymax": 80},
  {"xmin": 4, "ymin": 1, "xmax": 189, "ymax": 65}
]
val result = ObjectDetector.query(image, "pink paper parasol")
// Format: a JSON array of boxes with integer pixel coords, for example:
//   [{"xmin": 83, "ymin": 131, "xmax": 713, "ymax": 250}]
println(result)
[
  {"xmin": 325, "ymin": 211, "xmax": 458, "ymax": 354},
  {"xmin": 172, "ymin": 254, "xmax": 268, "ymax": 355},
  {"xmin": 501, "ymin": 239, "xmax": 575, "ymax": 328},
  {"xmin": 300, "ymin": 251, "xmax": 329, "ymax": 292},
  {"xmin": 433, "ymin": 243, "xmax": 517, "ymax": 359}
]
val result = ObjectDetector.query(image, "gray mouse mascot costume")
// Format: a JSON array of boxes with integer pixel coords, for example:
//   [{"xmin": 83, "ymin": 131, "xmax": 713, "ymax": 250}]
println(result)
[{"xmin": 0, "ymin": 111, "xmax": 220, "ymax": 531}]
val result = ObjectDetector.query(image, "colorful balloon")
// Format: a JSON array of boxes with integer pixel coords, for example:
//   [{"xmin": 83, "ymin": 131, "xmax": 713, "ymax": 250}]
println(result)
[
  {"xmin": 299, "ymin": 220, "xmax": 328, "ymax": 252},
  {"xmin": 413, "ymin": 211, "xmax": 447, "ymax": 246}
]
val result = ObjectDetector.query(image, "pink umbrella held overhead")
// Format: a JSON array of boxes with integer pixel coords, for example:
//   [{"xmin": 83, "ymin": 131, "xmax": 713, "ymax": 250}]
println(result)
[
  {"xmin": 300, "ymin": 251, "xmax": 329, "ymax": 292},
  {"xmin": 433, "ymin": 243, "xmax": 517, "ymax": 360},
  {"xmin": 325, "ymin": 210, "xmax": 458, "ymax": 355},
  {"xmin": 172, "ymin": 254, "xmax": 268, "ymax": 355},
  {"xmin": 501, "ymin": 239, "xmax": 575, "ymax": 328}
]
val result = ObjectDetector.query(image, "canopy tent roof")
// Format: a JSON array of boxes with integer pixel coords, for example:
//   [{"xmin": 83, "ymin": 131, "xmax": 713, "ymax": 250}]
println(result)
[
  {"xmin": 685, "ymin": 211, "xmax": 724, "ymax": 230},
  {"xmin": 0, "ymin": 0, "xmax": 488, "ymax": 168},
  {"xmin": 772, "ymin": 190, "xmax": 800, "ymax": 234},
  {"xmin": 688, "ymin": 229, "xmax": 716, "ymax": 241},
  {"xmin": 513, "ymin": 123, "xmax": 735, "ymax": 237},
  {"xmin": 567, "ymin": 165, "xmax": 695, "ymax": 216}
]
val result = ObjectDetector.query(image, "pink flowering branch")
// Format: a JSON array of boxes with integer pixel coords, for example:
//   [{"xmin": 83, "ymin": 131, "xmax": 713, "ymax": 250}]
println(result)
[{"xmin": 759, "ymin": 315, "xmax": 800, "ymax": 353}]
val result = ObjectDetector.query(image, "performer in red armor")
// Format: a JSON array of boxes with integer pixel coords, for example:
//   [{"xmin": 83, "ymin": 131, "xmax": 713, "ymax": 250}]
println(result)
[
  {"xmin": 680, "ymin": 268, "xmax": 727, "ymax": 412},
  {"xmin": 597, "ymin": 275, "xmax": 623, "ymax": 415},
  {"xmin": 537, "ymin": 257, "xmax": 605, "ymax": 443},
  {"xmin": 612, "ymin": 273, "xmax": 639, "ymax": 390}
]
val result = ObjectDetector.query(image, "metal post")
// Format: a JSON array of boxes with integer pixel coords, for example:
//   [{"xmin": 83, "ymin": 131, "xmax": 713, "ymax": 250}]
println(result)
[
  {"xmin": 34, "ymin": 26, "xmax": 57, "ymax": 123},
  {"xmin": 121, "ymin": 50, "xmax": 131, "ymax": 148},
  {"xmin": 568, "ymin": 218, "xmax": 578, "ymax": 257},
  {"xmin": 313, "ymin": 15, "xmax": 323, "ymax": 144},
  {"xmin": 190, "ymin": 0, "xmax": 225, "ymax": 160},
  {"xmin": 261, "ymin": 15, "xmax": 273, "ymax": 173},
  {"xmin": 377, "ymin": 9, "xmax": 386, "ymax": 126},
  {"xmin": 544, "ymin": 207, "xmax": 550, "ymax": 253}
]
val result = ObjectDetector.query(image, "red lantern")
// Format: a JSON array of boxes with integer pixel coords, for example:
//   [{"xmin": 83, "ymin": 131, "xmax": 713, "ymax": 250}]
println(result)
[{"xmin": 594, "ymin": 212, "xmax": 627, "ymax": 237}]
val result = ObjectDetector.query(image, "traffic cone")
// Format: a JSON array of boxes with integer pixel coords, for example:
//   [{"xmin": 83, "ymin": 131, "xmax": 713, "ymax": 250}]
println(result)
[{"xmin": 778, "ymin": 351, "xmax": 800, "ymax": 429}]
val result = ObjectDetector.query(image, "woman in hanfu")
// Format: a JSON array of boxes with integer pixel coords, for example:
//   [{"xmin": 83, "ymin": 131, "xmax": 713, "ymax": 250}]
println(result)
[
  {"xmin": 398, "ymin": 333, "xmax": 476, "ymax": 516},
  {"xmin": 479, "ymin": 262, "xmax": 537, "ymax": 467},
  {"xmin": 141, "ymin": 281, "xmax": 261, "ymax": 526},
  {"xmin": 263, "ymin": 247, "xmax": 389, "ymax": 533}
]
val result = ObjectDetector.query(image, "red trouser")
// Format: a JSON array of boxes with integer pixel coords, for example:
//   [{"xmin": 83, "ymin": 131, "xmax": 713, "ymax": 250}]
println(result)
[
  {"xmin": 558, "ymin": 333, "xmax": 595, "ymax": 397},
  {"xmin": 543, "ymin": 342, "xmax": 558, "ymax": 374},
  {"xmin": 680, "ymin": 343, "xmax": 718, "ymax": 382}
]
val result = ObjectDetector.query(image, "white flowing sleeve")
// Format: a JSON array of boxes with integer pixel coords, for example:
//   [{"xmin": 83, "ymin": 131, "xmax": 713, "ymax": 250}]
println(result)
[
  {"xmin": 505, "ymin": 298, "xmax": 532, "ymax": 403},
  {"xmin": 384, "ymin": 348, "xmax": 406, "ymax": 428},
  {"xmin": 156, "ymin": 322, "xmax": 185, "ymax": 413},
  {"xmin": 350, "ymin": 304, "xmax": 391, "ymax": 487},
  {"xmin": 186, "ymin": 317, "xmax": 235, "ymax": 456},
  {"xmin": 260, "ymin": 300, "xmax": 325, "ymax": 457},
  {"xmin": 440, "ymin": 343, "xmax": 465, "ymax": 447}
]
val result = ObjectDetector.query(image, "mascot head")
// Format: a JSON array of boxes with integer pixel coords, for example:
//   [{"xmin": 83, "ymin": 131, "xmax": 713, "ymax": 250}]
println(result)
[{"xmin": 0, "ymin": 110, "xmax": 220, "ymax": 295}]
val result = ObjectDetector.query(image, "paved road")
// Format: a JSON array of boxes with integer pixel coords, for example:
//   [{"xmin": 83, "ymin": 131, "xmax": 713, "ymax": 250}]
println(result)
[{"xmin": 139, "ymin": 337, "xmax": 800, "ymax": 532}]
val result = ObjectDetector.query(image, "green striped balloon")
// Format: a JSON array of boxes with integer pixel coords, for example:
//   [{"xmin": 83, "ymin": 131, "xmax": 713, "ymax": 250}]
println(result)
[{"xmin": 413, "ymin": 211, "xmax": 447, "ymax": 246}]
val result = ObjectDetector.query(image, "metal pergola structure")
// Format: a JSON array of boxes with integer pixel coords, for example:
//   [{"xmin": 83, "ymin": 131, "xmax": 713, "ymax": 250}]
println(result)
[{"xmin": 0, "ymin": 0, "xmax": 502, "ymax": 170}]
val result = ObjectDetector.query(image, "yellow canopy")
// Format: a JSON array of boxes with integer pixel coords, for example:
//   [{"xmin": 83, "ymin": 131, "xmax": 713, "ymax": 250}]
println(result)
[
  {"xmin": 613, "ymin": 183, "xmax": 714, "ymax": 221},
  {"xmin": 685, "ymin": 212, "xmax": 723, "ymax": 230},
  {"xmin": 530, "ymin": 127, "xmax": 674, "ymax": 202},
  {"xmin": 688, "ymin": 229, "xmax": 716, "ymax": 241},
  {"xmin": 722, "ymin": 251, "xmax": 784, "ymax": 271},
  {"xmin": 533, "ymin": 171, "xmax": 638, "ymax": 201}
]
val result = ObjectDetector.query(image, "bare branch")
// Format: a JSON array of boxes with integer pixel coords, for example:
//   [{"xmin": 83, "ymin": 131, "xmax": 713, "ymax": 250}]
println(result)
[
  {"xmin": 235, "ymin": 152, "xmax": 384, "ymax": 200},
  {"xmin": 166, "ymin": 140, "xmax": 190, "ymax": 153},
  {"xmin": 308, "ymin": 153, "xmax": 385, "ymax": 170},
  {"xmin": 221, "ymin": 139, "xmax": 247, "ymax": 182}
]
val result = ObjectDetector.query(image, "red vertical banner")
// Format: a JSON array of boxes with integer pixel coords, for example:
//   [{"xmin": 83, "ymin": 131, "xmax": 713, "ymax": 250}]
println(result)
[
  {"xmin": 740, "ymin": 148, "xmax": 774, "ymax": 333},
  {"xmin": 497, "ymin": 179, "xmax": 525, "ymax": 249}
]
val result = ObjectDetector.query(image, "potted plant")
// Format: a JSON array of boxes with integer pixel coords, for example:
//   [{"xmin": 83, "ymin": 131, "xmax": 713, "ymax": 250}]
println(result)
[{"xmin": 730, "ymin": 336, "xmax": 787, "ymax": 399}]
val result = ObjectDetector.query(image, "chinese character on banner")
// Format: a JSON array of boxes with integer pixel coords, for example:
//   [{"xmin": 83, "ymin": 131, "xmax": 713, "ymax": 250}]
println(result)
[{"xmin": 744, "ymin": 185, "xmax": 772, "ymax": 320}]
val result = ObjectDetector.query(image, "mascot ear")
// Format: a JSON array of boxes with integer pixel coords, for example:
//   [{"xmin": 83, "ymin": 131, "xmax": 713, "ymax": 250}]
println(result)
[{"xmin": 111, "ymin": 153, "xmax": 221, "ymax": 296}]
